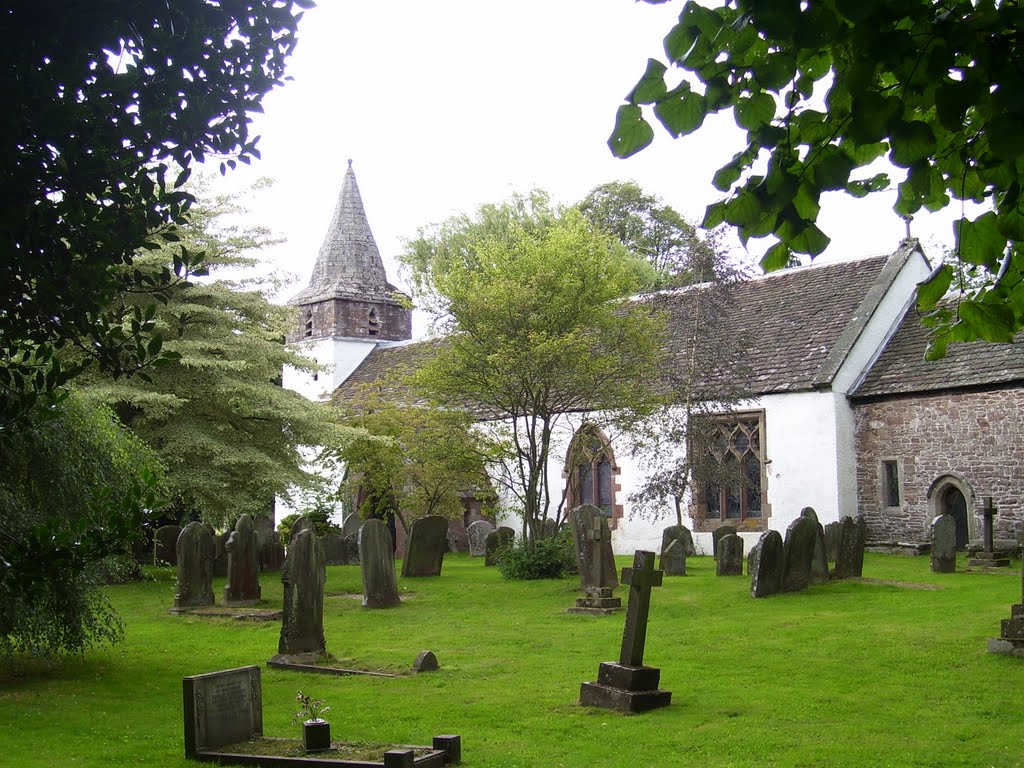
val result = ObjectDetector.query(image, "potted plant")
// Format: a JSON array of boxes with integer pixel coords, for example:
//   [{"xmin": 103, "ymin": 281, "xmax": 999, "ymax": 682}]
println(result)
[{"xmin": 293, "ymin": 691, "xmax": 331, "ymax": 752}]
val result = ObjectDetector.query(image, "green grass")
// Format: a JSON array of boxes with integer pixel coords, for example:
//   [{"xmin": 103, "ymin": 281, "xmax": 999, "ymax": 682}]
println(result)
[{"xmin": 1, "ymin": 553, "xmax": 1023, "ymax": 768}]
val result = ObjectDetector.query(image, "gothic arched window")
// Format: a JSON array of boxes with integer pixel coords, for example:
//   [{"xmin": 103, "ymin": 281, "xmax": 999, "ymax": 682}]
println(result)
[{"xmin": 564, "ymin": 425, "xmax": 620, "ymax": 523}]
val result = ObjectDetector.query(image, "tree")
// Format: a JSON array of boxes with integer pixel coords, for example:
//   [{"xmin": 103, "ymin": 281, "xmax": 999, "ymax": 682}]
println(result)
[
  {"xmin": 333, "ymin": 384, "xmax": 497, "ymax": 535},
  {"xmin": 0, "ymin": 0, "xmax": 308, "ymax": 423},
  {"xmin": 401, "ymin": 194, "xmax": 666, "ymax": 542},
  {"xmin": 77, "ymin": 183, "xmax": 346, "ymax": 528},
  {"xmin": 0, "ymin": 394, "xmax": 164, "ymax": 661},
  {"xmin": 610, "ymin": 0, "xmax": 1024, "ymax": 356}
]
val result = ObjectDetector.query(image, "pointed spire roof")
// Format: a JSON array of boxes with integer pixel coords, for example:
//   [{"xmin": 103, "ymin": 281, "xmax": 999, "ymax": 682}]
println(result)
[{"xmin": 290, "ymin": 160, "xmax": 398, "ymax": 305}]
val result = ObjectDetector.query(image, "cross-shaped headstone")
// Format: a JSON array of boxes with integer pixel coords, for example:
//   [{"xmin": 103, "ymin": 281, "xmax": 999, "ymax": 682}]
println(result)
[
  {"xmin": 618, "ymin": 550, "xmax": 663, "ymax": 667},
  {"xmin": 981, "ymin": 497, "xmax": 997, "ymax": 553},
  {"xmin": 588, "ymin": 516, "xmax": 609, "ymax": 588}
]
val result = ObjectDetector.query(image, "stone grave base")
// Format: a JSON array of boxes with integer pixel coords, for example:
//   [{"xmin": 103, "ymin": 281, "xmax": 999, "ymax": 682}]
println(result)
[
  {"xmin": 579, "ymin": 662, "xmax": 671, "ymax": 713},
  {"xmin": 967, "ymin": 555, "xmax": 1011, "ymax": 568},
  {"xmin": 196, "ymin": 735, "xmax": 460, "ymax": 768},
  {"xmin": 567, "ymin": 587, "xmax": 621, "ymax": 615},
  {"xmin": 988, "ymin": 605, "xmax": 1024, "ymax": 657},
  {"xmin": 171, "ymin": 607, "xmax": 281, "ymax": 621},
  {"xmin": 268, "ymin": 653, "xmax": 400, "ymax": 679}
]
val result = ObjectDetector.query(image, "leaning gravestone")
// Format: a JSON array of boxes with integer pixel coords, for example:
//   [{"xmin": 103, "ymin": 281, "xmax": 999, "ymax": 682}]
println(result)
[
  {"xmin": 781, "ymin": 516, "xmax": 817, "ymax": 593},
  {"xmin": 833, "ymin": 515, "xmax": 867, "ymax": 579},
  {"xmin": 175, "ymin": 522, "xmax": 216, "ymax": 608},
  {"xmin": 289, "ymin": 514, "xmax": 315, "ymax": 544},
  {"xmin": 750, "ymin": 529, "xmax": 785, "ymax": 598},
  {"xmin": 224, "ymin": 514, "xmax": 261, "ymax": 606},
  {"xmin": 570, "ymin": 505, "xmax": 618, "ymax": 591},
  {"xmin": 800, "ymin": 507, "xmax": 830, "ymax": 584},
  {"xmin": 661, "ymin": 524, "xmax": 696, "ymax": 558},
  {"xmin": 359, "ymin": 519, "xmax": 401, "ymax": 608},
  {"xmin": 467, "ymin": 520, "xmax": 495, "ymax": 557},
  {"xmin": 322, "ymin": 530, "xmax": 347, "ymax": 566},
  {"xmin": 154, "ymin": 524, "xmax": 182, "ymax": 566},
  {"xmin": 712, "ymin": 525, "xmax": 738, "ymax": 558},
  {"xmin": 716, "ymin": 533, "xmax": 744, "ymax": 576},
  {"xmin": 931, "ymin": 513, "xmax": 957, "ymax": 573},
  {"xmin": 484, "ymin": 526, "xmax": 515, "ymax": 567},
  {"xmin": 579, "ymin": 550, "xmax": 671, "ymax": 713},
  {"xmin": 823, "ymin": 521, "xmax": 842, "ymax": 563},
  {"xmin": 659, "ymin": 538, "xmax": 686, "ymax": 577},
  {"xmin": 341, "ymin": 513, "xmax": 363, "ymax": 540},
  {"xmin": 401, "ymin": 515, "xmax": 449, "ymax": 577},
  {"xmin": 182, "ymin": 665, "xmax": 263, "ymax": 759},
  {"xmin": 275, "ymin": 528, "xmax": 326, "ymax": 658}
]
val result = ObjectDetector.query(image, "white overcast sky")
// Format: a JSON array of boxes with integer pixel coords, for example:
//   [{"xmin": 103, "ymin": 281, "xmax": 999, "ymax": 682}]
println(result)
[{"xmin": 208, "ymin": 1, "xmax": 963, "ymax": 316}]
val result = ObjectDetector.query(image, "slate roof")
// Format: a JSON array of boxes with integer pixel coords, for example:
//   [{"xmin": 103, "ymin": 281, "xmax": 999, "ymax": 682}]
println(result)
[
  {"xmin": 332, "ymin": 337, "xmax": 446, "ymax": 410},
  {"xmin": 852, "ymin": 302, "xmax": 1024, "ymax": 399},
  {"xmin": 332, "ymin": 245, "xmax": 919, "ymax": 407}
]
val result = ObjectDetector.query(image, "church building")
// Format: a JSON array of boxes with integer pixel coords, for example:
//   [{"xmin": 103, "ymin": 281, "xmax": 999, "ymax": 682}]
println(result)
[{"xmin": 284, "ymin": 165, "xmax": 1024, "ymax": 555}]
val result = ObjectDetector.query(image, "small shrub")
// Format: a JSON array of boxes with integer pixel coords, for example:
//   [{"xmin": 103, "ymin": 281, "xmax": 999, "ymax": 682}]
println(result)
[{"xmin": 496, "ymin": 534, "xmax": 575, "ymax": 580}]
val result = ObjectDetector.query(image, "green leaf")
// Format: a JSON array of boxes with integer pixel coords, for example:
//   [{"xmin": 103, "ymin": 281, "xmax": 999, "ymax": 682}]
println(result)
[
  {"xmin": 789, "ymin": 221, "xmax": 830, "ymax": 256},
  {"xmin": 848, "ymin": 92, "xmax": 897, "ymax": 144},
  {"xmin": 935, "ymin": 81, "xmax": 973, "ymax": 132},
  {"xmin": 653, "ymin": 90, "xmax": 706, "ymax": 137},
  {"xmin": 734, "ymin": 93, "xmax": 776, "ymax": 130},
  {"xmin": 608, "ymin": 105, "xmax": 654, "ymax": 158},
  {"xmin": 628, "ymin": 59, "xmax": 668, "ymax": 104},
  {"xmin": 959, "ymin": 299, "xmax": 1016, "ymax": 342},
  {"xmin": 811, "ymin": 147, "xmax": 855, "ymax": 190},
  {"xmin": 956, "ymin": 212, "xmax": 1007, "ymax": 270},
  {"xmin": 723, "ymin": 189, "xmax": 764, "ymax": 229},
  {"xmin": 702, "ymin": 201, "xmax": 727, "ymax": 229},
  {"xmin": 712, "ymin": 162, "xmax": 743, "ymax": 192},
  {"xmin": 987, "ymin": 115, "xmax": 1024, "ymax": 161},
  {"xmin": 889, "ymin": 120, "xmax": 937, "ymax": 168},
  {"xmin": 760, "ymin": 241, "xmax": 791, "ymax": 272},
  {"xmin": 664, "ymin": 21, "xmax": 697, "ymax": 63},
  {"xmin": 916, "ymin": 264, "xmax": 953, "ymax": 311}
]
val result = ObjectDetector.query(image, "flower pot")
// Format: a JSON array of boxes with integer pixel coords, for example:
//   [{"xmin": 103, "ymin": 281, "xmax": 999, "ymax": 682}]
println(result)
[{"xmin": 302, "ymin": 719, "xmax": 331, "ymax": 752}]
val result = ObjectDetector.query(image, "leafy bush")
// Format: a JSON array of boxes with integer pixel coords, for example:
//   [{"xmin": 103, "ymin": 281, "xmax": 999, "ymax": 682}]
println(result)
[{"xmin": 495, "ymin": 532, "xmax": 575, "ymax": 580}]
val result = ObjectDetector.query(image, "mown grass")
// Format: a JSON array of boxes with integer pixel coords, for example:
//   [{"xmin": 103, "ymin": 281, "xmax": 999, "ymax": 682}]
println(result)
[{"xmin": 1, "ymin": 553, "xmax": 1022, "ymax": 768}]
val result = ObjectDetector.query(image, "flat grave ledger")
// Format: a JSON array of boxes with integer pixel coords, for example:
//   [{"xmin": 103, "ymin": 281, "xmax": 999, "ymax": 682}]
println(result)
[{"xmin": 183, "ymin": 665, "xmax": 460, "ymax": 767}]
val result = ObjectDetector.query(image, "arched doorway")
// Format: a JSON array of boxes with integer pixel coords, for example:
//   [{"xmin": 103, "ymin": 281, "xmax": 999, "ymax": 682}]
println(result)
[{"xmin": 939, "ymin": 485, "xmax": 970, "ymax": 550}]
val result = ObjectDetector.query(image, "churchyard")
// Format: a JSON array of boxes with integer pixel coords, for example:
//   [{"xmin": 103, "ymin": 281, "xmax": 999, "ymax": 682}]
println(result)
[{"xmin": 1, "ymin": 551, "xmax": 1022, "ymax": 768}]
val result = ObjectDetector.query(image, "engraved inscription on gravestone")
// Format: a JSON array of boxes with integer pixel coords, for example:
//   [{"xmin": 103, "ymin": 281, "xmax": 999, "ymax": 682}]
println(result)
[{"xmin": 183, "ymin": 665, "xmax": 262, "ymax": 759}]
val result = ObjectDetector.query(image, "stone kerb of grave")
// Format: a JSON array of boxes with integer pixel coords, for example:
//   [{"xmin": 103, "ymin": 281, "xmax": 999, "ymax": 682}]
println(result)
[
  {"xmin": 183, "ymin": 665, "xmax": 462, "ymax": 766},
  {"xmin": 175, "ymin": 522, "xmax": 216, "ymax": 609},
  {"xmin": 715, "ymin": 533, "xmax": 744, "ymax": 576},
  {"xmin": 274, "ymin": 528, "xmax": 326, "ymax": 661},
  {"xmin": 781, "ymin": 516, "xmax": 817, "ymax": 593},
  {"xmin": 466, "ymin": 520, "xmax": 494, "ymax": 557},
  {"xmin": 931, "ymin": 513, "xmax": 957, "ymax": 573},
  {"xmin": 579, "ymin": 550, "xmax": 671, "ymax": 713},
  {"xmin": 484, "ymin": 527, "xmax": 514, "ymax": 567},
  {"xmin": 569, "ymin": 505, "xmax": 618, "ymax": 591},
  {"xmin": 800, "ymin": 507, "xmax": 830, "ymax": 585},
  {"xmin": 402, "ymin": 516, "xmax": 449, "ymax": 577},
  {"xmin": 360, "ymin": 519, "xmax": 401, "ymax": 609},
  {"xmin": 154, "ymin": 524, "xmax": 182, "ymax": 566},
  {"xmin": 224, "ymin": 514, "xmax": 262, "ymax": 606},
  {"xmin": 750, "ymin": 530, "xmax": 785, "ymax": 598}
]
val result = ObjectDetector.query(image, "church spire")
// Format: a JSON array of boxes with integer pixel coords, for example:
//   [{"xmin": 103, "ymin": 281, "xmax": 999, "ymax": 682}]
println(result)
[{"xmin": 290, "ymin": 161, "xmax": 392, "ymax": 304}]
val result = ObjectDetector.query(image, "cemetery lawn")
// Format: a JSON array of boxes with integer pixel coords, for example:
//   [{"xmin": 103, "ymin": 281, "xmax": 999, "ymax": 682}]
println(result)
[{"xmin": 1, "ymin": 553, "xmax": 1022, "ymax": 768}]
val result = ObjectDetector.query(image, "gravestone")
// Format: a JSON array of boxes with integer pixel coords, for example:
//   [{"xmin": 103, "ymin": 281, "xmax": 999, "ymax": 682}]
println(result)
[
  {"xmin": 276, "ymin": 528, "xmax": 326, "ymax": 657},
  {"xmin": 359, "ymin": 519, "xmax": 401, "ymax": 608},
  {"xmin": 467, "ymin": 520, "xmax": 494, "ymax": 557},
  {"xmin": 224, "ymin": 514, "xmax": 261, "ymax": 606},
  {"xmin": 341, "ymin": 513, "xmax": 362, "ymax": 540},
  {"xmin": 968, "ymin": 497, "xmax": 1011, "ymax": 567},
  {"xmin": 484, "ymin": 526, "xmax": 514, "ymax": 566},
  {"xmin": 579, "ymin": 550, "xmax": 671, "ymax": 713},
  {"xmin": 712, "ymin": 525, "xmax": 738, "ymax": 558},
  {"xmin": 747, "ymin": 539, "xmax": 761, "ymax": 578},
  {"xmin": 716, "ymin": 533, "xmax": 744, "ymax": 576},
  {"xmin": 322, "ymin": 530, "xmax": 347, "ymax": 566},
  {"xmin": 568, "ymin": 516, "xmax": 622, "ymax": 614},
  {"xmin": 661, "ymin": 524, "xmax": 696, "ymax": 558},
  {"xmin": 401, "ymin": 515, "xmax": 449, "ymax": 577},
  {"xmin": 659, "ymin": 538, "xmax": 686, "ymax": 577},
  {"xmin": 154, "ymin": 524, "xmax": 182, "ymax": 566},
  {"xmin": 289, "ymin": 514, "xmax": 315, "ymax": 543},
  {"xmin": 569, "ymin": 505, "xmax": 618, "ymax": 591},
  {"xmin": 750, "ymin": 530, "xmax": 785, "ymax": 598},
  {"xmin": 342, "ymin": 534, "xmax": 360, "ymax": 566},
  {"xmin": 833, "ymin": 515, "xmax": 867, "ymax": 579},
  {"xmin": 823, "ymin": 521, "xmax": 842, "ymax": 563},
  {"xmin": 260, "ymin": 537, "xmax": 286, "ymax": 573},
  {"xmin": 800, "ymin": 507, "xmax": 830, "ymax": 584},
  {"xmin": 931, "ymin": 513, "xmax": 957, "ymax": 573},
  {"xmin": 175, "ymin": 522, "xmax": 216, "ymax": 608},
  {"xmin": 412, "ymin": 650, "xmax": 438, "ymax": 673},
  {"xmin": 252, "ymin": 514, "xmax": 274, "ymax": 549},
  {"xmin": 988, "ymin": 561, "xmax": 1024, "ymax": 656},
  {"xmin": 182, "ymin": 665, "xmax": 263, "ymax": 759},
  {"xmin": 213, "ymin": 530, "xmax": 231, "ymax": 578},
  {"xmin": 782, "ymin": 516, "xmax": 817, "ymax": 593}
]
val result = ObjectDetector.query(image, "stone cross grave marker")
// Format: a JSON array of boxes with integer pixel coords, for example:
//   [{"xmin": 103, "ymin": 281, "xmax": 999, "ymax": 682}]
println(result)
[
  {"xmin": 579, "ymin": 550, "xmax": 671, "ymax": 713},
  {"xmin": 969, "ymin": 497, "xmax": 1010, "ymax": 568},
  {"xmin": 182, "ymin": 665, "xmax": 263, "ymax": 759},
  {"xmin": 568, "ymin": 516, "xmax": 621, "ymax": 614},
  {"xmin": 569, "ymin": 505, "xmax": 617, "ymax": 591}
]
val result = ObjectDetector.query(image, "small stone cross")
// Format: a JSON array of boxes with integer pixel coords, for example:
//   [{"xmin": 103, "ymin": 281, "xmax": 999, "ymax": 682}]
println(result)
[
  {"xmin": 981, "ymin": 497, "xmax": 997, "ymax": 553},
  {"xmin": 588, "ymin": 516, "xmax": 609, "ymax": 587},
  {"xmin": 618, "ymin": 550, "xmax": 663, "ymax": 667}
]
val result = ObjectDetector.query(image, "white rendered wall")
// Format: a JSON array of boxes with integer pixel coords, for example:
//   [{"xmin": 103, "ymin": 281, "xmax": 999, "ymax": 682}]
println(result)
[{"xmin": 283, "ymin": 337, "xmax": 379, "ymax": 402}]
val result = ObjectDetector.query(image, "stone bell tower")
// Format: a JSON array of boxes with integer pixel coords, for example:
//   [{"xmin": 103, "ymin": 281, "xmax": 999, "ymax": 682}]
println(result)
[{"xmin": 284, "ymin": 161, "xmax": 412, "ymax": 400}]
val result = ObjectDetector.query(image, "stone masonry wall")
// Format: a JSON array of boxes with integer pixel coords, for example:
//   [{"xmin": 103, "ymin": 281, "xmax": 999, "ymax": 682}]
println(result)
[
  {"xmin": 855, "ymin": 387, "xmax": 1024, "ymax": 544},
  {"xmin": 288, "ymin": 298, "xmax": 411, "ymax": 344}
]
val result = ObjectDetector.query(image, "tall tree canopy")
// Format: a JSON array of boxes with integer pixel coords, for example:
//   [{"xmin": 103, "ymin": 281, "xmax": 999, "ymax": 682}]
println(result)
[
  {"xmin": 0, "ymin": 0, "xmax": 308, "ymax": 422},
  {"xmin": 610, "ymin": 0, "xmax": 1024, "ymax": 356},
  {"xmin": 402, "ymin": 193, "xmax": 666, "ymax": 541}
]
